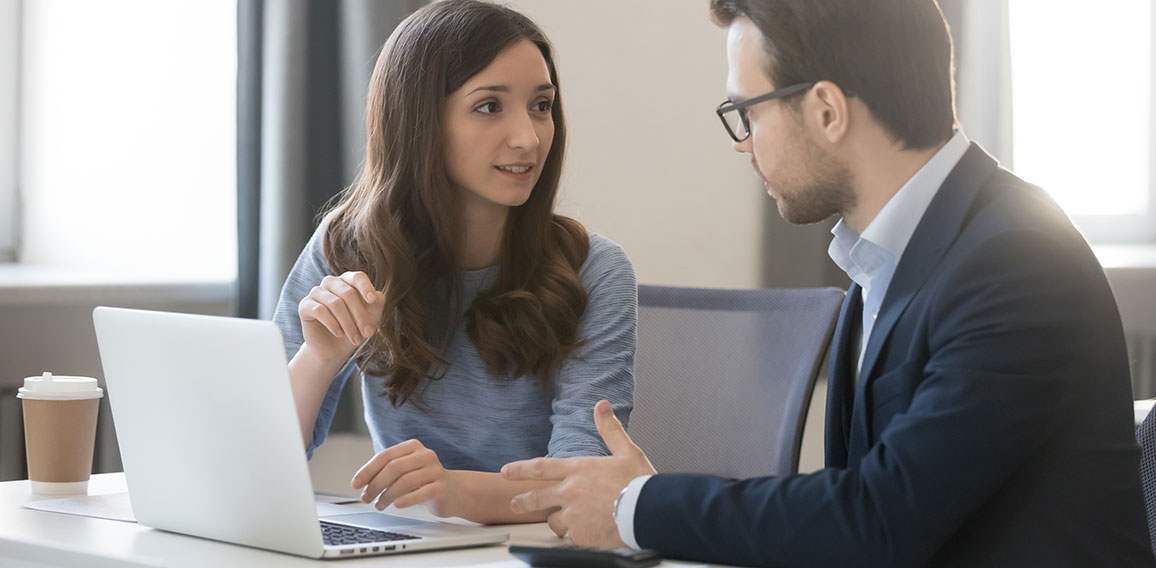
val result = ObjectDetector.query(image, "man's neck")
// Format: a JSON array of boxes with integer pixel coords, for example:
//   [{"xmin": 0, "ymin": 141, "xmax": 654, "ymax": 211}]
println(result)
[{"xmin": 841, "ymin": 137, "xmax": 949, "ymax": 234}]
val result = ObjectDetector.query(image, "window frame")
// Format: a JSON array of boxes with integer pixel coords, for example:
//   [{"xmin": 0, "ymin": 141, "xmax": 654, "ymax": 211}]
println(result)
[{"xmin": 0, "ymin": 0, "xmax": 20, "ymax": 262}]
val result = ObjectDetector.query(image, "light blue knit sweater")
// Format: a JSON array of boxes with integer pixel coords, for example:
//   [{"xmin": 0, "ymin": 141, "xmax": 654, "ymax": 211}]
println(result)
[{"xmin": 272, "ymin": 227, "xmax": 637, "ymax": 472}]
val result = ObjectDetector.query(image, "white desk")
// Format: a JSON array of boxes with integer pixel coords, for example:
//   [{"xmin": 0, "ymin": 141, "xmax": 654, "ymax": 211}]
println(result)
[
  {"xmin": 1137, "ymin": 399, "xmax": 1155, "ymax": 427},
  {"xmin": 0, "ymin": 473, "xmax": 718, "ymax": 567}
]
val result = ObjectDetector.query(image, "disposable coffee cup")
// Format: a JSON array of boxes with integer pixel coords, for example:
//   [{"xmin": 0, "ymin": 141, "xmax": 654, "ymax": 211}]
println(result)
[{"xmin": 18, "ymin": 372, "xmax": 103, "ymax": 495}]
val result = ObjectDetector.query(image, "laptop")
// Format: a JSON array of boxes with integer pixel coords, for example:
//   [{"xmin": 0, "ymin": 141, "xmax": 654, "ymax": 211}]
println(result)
[{"xmin": 92, "ymin": 306, "xmax": 509, "ymax": 559}]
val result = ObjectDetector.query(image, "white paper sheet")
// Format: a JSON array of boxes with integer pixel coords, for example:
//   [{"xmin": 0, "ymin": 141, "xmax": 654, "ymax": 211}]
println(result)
[
  {"xmin": 21, "ymin": 492, "xmax": 137, "ymax": 523},
  {"xmin": 21, "ymin": 491, "xmax": 365, "ymax": 524}
]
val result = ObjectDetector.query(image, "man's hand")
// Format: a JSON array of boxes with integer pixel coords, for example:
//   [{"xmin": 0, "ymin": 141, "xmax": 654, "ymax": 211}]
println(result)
[{"xmin": 501, "ymin": 400, "xmax": 657, "ymax": 547}]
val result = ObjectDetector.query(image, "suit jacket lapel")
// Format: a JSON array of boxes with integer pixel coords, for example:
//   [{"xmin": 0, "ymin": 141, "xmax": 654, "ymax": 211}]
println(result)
[
  {"xmin": 848, "ymin": 144, "xmax": 1001, "ymax": 456},
  {"xmin": 824, "ymin": 284, "xmax": 860, "ymax": 468}
]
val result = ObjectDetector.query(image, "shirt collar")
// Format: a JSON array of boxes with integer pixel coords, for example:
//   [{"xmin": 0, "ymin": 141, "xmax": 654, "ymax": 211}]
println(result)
[
  {"xmin": 860, "ymin": 130, "xmax": 970, "ymax": 258},
  {"xmin": 827, "ymin": 130, "xmax": 969, "ymax": 284},
  {"xmin": 828, "ymin": 221, "xmax": 890, "ymax": 291}
]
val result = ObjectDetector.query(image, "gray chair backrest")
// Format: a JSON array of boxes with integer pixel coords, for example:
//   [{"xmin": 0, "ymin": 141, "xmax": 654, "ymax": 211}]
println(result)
[
  {"xmin": 628, "ymin": 285, "xmax": 844, "ymax": 479},
  {"xmin": 1138, "ymin": 408, "xmax": 1156, "ymax": 558}
]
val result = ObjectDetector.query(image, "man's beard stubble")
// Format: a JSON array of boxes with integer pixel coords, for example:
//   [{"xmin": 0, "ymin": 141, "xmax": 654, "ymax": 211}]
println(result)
[{"xmin": 768, "ymin": 128, "xmax": 856, "ymax": 225}]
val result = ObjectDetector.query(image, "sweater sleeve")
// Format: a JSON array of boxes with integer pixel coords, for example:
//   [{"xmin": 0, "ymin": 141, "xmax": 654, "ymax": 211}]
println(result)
[
  {"xmin": 270, "ymin": 225, "xmax": 357, "ymax": 460},
  {"xmin": 546, "ymin": 234, "xmax": 638, "ymax": 458}
]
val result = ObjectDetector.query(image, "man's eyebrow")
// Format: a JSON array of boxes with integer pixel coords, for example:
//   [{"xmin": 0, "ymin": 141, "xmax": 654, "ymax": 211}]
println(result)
[{"xmin": 466, "ymin": 84, "xmax": 556, "ymax": 96}]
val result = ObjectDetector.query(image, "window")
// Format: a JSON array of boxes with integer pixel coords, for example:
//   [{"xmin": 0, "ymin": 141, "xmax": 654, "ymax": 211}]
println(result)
[
  {"xmin": 0, "ymin": 0, "xmax": 18, "ymax": 262},
  {"xmin": 15, "ymin": 0, "xmax": 237, "ymax": 279},
  {"xmin": 1010, "ymin": 0, "xmax": 1155, "ymax": 243}
]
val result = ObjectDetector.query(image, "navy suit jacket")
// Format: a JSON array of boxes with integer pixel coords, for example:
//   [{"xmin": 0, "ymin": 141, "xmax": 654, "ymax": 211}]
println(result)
[{"xmin": 633, "ymin": 145, "xmax": 1153, "ymax": 567}]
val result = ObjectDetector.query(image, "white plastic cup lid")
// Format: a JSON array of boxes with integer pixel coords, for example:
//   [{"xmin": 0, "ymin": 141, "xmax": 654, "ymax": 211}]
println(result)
[{"xmin": 17, "ymin": 372, "xmax": 104, "ymax": 401}]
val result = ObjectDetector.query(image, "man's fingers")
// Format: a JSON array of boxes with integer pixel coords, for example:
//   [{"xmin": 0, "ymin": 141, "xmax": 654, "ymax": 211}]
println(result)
[
  {"xmin": 501, "ymin": 457, "xmax": 572, "ymax": 481},
  {"xmin": 593, "ymin": 399, "xmax": 635, "ymax": 456},
  {"xmin": 510, "ymin": 486, "xmax": 564, "ymax": 514},
  {"xmin": 546, "ymin": 510, "xmax": 568, "ymax": 538}
]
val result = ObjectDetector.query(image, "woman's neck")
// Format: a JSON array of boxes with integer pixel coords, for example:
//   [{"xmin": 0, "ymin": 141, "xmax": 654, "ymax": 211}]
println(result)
[{"xmin": 459, "ymin": 201, "xmax": 509, "ymax": 270}]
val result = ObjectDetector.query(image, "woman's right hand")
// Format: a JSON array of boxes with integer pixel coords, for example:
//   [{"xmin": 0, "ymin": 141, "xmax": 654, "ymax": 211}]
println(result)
[{"xmin": 298, "ymin": 271, "xmax": 386, "ymax": 365}]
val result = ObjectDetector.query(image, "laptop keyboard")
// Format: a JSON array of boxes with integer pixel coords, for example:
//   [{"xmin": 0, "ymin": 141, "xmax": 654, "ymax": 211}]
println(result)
[{"xmin": 320, "ymin": 520, "xmax": 421, "ymax": 546}]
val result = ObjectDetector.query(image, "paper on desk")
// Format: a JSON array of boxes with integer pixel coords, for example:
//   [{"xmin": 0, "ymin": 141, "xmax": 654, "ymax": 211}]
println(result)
[
  {"xmin": 21, "ymin": 492, "xmax": 138, "ymax": 523},
  {"xmin": 21, "ymin": 491, "xmax": 368, "ymax": 524}
]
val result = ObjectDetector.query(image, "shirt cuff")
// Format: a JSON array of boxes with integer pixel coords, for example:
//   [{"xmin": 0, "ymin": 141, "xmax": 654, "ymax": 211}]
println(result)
[{"xmin": 615, "ymin": 475, "xmax": 653, "ymax": 550}]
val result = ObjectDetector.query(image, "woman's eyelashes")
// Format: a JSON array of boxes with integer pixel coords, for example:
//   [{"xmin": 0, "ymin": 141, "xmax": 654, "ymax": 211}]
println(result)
[
  {"xmin": 475, "ymin": 101, "xmax": 501, "ymax": 114},
  {"xmin": 531, "ymin": 99, "xmax": 553, "ymax": 113},
  {"xmin": 472, "ymin": 98, "xmax": 554, "ymax": 115}
]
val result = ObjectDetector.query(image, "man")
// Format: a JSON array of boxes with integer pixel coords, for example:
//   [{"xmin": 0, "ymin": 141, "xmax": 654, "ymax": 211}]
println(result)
[{"xmin": 500, "ymin": 0, "xmax": 1154, "ymax": 566}]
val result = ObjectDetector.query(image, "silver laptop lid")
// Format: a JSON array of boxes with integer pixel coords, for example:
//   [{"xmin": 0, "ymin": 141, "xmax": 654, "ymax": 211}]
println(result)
[{"xmin": 93, "ymin": 307, "xmax": 326, "ymax": 558}]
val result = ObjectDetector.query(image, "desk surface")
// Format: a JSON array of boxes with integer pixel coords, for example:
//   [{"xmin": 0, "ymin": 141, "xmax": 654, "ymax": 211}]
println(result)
[
  {"xmin": 0, "ymin": 473, "xmax": 717, "ymax": 567},
  {"xmin": 1137, "ymin": 399, "xmax": 1155, "ymax": 427}
]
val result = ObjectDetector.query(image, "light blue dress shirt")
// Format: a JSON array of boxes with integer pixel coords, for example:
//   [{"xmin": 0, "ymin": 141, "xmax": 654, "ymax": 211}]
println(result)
[
  {"xmin": 827, "ymin": 130, "xmax": 970, "ymax": 379},
  {"xmin": 615, "ymin": 130, "xmax": 971, "ymax": 550}
]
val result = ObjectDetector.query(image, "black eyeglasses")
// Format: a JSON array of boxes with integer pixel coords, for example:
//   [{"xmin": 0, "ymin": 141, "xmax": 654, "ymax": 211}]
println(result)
[{"xmin": 715, "ymin": 82, "xmax": 814, "ymax": 143}]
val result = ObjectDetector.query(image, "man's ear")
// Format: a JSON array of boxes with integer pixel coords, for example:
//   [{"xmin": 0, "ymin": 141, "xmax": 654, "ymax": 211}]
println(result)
[{"xmin": 807, "ymin": 80, "xmax": 851, "ymax": 145}]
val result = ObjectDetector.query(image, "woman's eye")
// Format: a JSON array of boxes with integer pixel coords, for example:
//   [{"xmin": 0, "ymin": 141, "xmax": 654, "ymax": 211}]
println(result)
[
  {"xmin": 532, "ymin": 100, "xmax": 553, "ymax": 113},
  {"xmin": 475, "ymin": 101, "xmax": 500, "ymax": 114}
]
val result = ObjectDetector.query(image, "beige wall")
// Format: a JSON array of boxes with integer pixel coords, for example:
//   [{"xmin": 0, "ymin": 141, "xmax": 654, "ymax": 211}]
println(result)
[{"xmin": 505, "ymin": 0, "xmax": 768, "ymax": 289}]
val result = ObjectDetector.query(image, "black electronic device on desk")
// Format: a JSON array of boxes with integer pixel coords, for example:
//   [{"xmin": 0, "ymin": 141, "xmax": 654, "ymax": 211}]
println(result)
[{"xmin": 509, "ymin": 544, "xmax": 662, "ymax": 568}]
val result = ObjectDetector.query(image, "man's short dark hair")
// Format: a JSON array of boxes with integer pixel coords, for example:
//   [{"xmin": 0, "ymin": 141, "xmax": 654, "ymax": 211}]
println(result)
[{"xmin": 711, "ymin": 0, "xmax": 956, "ymax": 150}]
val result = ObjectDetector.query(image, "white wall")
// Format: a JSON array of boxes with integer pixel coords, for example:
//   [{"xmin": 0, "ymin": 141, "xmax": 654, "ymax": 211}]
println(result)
[{"xmin": 505, "ymin": 0, "xmax": 766, "ymax": 289}]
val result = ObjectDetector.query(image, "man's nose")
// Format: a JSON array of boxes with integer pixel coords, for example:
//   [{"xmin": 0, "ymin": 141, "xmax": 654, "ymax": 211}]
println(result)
[{"xmin": 732, "ymin": 136, "xmax": 752, "ymax": 153}]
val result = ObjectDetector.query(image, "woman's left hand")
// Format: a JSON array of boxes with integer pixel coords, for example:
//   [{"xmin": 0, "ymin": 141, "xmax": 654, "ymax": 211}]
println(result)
[{"xmin": 351, "ymin": 439, "xmax": 463, "ymax": 518}]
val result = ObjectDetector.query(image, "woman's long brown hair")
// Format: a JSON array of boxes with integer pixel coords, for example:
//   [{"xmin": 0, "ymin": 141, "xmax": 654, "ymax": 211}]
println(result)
[{"xmin": 322, "ymin": 0, "xmax": 589, "ymax": 407}]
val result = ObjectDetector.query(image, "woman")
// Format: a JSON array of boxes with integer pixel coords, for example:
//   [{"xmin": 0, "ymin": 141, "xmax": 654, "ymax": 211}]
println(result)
[{"xmin": 271, "ymin": 0, "xmax": 636, "ymax": 525}]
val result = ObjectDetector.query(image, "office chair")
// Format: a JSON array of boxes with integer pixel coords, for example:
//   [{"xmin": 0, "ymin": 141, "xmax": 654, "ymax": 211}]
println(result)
[
  {"xmin": 1138, "ymin": 408, "xmax": 1156, "ymax": 558},
  {"xmin": 627, "ymin": 285, "xmax": 844, "ymax": 479}
]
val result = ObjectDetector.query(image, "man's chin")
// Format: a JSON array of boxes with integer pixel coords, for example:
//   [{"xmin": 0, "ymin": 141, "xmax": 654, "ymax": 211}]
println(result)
[
  {"xmin": 762, "ymin": 180, "xmax": 776, "ymax": 198},
  {"xmin": 777, "ymin": 200, "xmax": 834, "ymax": 225}
]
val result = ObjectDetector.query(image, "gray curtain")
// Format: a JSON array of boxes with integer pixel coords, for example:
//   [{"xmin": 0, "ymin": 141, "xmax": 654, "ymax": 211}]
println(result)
[
  {"xmin": 940, "ymin": 0, "xmax": 1014, "ymax": 167},
  {"xmin": 237, "ymin": 0, "xmax": 426, "ymax": 322},
  {"xmin": 759, "ymin": 208, "xmax": 846, "ymax": 289},
  {"xmin": 236, "ymin": 0, "xmax": 425, "ymax": 435}
]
